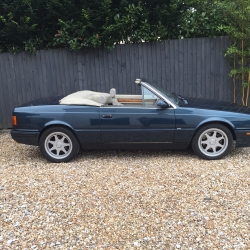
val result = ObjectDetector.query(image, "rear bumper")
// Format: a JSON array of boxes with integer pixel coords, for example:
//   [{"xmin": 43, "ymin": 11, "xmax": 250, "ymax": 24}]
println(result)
[
  {"xmin": 11, "ymin": 130, "xmax": 40, "ymax": 146},
  {"xmin": 236, "ymin": 129, "xmax": 250, "ymax": 147}
]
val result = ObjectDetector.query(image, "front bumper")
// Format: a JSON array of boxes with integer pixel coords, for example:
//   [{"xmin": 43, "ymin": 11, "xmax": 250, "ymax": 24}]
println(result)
[
  {"xmin": 236, "ymin": 129, "xmax": 250, "ymax": 147},
  {"xmin": 11, "ymin": 130, "xmax": 40, "ymax": 146}
]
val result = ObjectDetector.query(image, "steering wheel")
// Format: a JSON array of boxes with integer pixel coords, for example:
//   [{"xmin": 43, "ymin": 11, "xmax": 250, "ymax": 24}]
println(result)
[{"xmin": 153, "ymin": 98, "xmax": 159, "ymax": 106}]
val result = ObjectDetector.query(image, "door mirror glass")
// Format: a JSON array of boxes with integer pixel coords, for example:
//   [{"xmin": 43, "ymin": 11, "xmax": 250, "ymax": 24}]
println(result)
[{"xmin": 157, "ymin": 99, "xmax": 170, "ymax": 108}]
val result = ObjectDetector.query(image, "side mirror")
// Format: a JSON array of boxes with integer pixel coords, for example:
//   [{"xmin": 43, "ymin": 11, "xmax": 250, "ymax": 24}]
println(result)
[{"xmin": 157, "ymin": 99, "xmax": 170, "ymax": 108}]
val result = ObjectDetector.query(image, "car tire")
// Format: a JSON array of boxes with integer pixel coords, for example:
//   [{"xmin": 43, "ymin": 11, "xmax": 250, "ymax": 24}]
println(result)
[
  {"xmin": 39, "ymin": 126, "xmax": 80, "ymax": 163},
  {"xmin": 192, "ymin": 123, "xmax": 233, "ymax": 160}
]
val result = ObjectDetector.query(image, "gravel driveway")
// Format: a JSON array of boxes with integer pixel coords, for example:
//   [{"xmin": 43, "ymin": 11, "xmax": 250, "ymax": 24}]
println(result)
[{"xmin": 0, "ymin": 132, "xmax": 250, "ymax": 249}]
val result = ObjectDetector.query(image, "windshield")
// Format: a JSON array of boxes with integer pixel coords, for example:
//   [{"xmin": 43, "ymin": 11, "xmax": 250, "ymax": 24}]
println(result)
[{"xmin": 145, "ymin": 82, "xmax": 181, "ymax": 106}]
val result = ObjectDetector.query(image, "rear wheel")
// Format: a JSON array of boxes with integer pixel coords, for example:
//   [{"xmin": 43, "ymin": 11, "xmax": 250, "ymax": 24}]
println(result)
[
  {"xmin": 39, "ymin": 127, "xmax": 79, "ymax": 163},
  {"xmin": 192, "ymin": 124, "xmax": 233, "ymax": 160}
]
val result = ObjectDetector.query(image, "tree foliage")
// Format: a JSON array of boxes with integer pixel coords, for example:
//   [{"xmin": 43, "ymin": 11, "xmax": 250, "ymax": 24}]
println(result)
[
  {"xmin": 181, "ymin": 0, "xmax": 228, "ymax": 38},
  {"xmin": 218, "ymin": 0, "xmax": 250, "ymax": 106},
  {"xmin": 0, "ymin": 0, "xmax": 228, "ymax": 53}
]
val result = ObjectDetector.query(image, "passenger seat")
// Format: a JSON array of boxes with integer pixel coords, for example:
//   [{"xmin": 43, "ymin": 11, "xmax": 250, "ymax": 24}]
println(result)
[{"xmin": 110, "ymin": 88, "xmax": 123, "ymax": 106}]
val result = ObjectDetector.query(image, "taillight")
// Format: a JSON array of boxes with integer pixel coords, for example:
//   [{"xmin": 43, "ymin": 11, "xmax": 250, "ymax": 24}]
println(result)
[{"xmin": 12, "ymin": 116, "xmax": 17, "ymax": 126}]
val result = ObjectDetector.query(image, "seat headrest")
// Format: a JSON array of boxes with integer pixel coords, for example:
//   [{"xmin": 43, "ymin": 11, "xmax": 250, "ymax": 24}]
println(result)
[{"xmin": 110, "ymin": 88, "xmax": 116, "ymax": 98}]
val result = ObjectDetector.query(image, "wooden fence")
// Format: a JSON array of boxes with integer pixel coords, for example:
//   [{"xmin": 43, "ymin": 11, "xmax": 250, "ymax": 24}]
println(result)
[{"xmin": 0, "ymin": 36, "xmax": 232, "ymax": 129}]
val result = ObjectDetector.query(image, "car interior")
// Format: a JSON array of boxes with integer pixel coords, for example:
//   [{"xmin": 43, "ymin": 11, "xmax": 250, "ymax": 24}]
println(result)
[{"xmin": 59, "ymin": 87, "xmax": 158, "ymax": 107}]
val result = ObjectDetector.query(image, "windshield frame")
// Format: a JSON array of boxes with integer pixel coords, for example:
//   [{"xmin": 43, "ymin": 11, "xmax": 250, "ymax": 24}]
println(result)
[{"xmin": 140, "ymin": 80, "xmax": 179, "ymax": 108}]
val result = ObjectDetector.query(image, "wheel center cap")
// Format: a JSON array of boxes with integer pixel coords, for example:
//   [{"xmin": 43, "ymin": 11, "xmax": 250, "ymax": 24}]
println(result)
[
  {"xmin": 56, "ymin": 142, "xmax": 62, "ymax": 148},
  {"xmin": 210, "ymin": 139, "xmax": 216, "ymax": 145}
]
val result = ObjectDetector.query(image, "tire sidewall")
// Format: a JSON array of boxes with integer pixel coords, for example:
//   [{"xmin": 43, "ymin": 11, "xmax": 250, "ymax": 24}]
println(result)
[
  {"xmin": 192, "ymin": 124, "xmax": 233, "ymax": 160},
  {"xmin": 39, "ymin": 127, "xmax": 79, "ymax": 163}
]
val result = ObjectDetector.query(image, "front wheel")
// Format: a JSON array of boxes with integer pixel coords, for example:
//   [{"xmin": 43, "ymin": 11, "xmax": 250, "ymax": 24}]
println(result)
[
  {"xmin": 192, "ymin": 124, "xmax": 233, "ymax": 160},
  {"xmin": 39, "ymin": 127, "xmax": 80, "ymax": 163}
]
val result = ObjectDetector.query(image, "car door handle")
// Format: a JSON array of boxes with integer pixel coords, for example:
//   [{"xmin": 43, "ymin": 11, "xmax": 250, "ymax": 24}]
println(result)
[{"xmin": 102, "ymin": 114, "xmax": 112, "ymax": 118}]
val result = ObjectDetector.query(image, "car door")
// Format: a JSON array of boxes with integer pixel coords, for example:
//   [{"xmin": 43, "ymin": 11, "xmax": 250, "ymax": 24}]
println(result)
[{"xmin": 100, "ymin": 86, "xmax": 176, "ymax": 143}]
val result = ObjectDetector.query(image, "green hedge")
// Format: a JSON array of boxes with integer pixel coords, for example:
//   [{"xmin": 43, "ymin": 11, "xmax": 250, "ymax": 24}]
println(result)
[{"xmin": 0, "ymin": 0, "xmax": 228, "ymax": 53}]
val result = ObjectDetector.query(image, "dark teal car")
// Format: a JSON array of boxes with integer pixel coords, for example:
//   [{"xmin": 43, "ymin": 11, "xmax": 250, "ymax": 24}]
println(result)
[{"xmin": 11, "ymin": 79, "xmax": 250, "ymax": 163}]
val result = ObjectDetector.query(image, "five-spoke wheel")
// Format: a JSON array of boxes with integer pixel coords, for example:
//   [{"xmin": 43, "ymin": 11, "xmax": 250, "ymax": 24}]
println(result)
[
  {"xmin": 39, "ymin": 127, "xmax": 80, "ymax": 163},
  {"xmin": 192, "ymin": 124, "xmax": 233, "ymax": 160}
]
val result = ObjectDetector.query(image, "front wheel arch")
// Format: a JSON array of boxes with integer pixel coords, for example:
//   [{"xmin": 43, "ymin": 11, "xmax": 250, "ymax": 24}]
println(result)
[
  {"xmin": 191, "ymin": 123, "xmax": 234, "ymax": 160},
  {"xmin": 194, "ymin": 121, "xmax": 236, "ymax": 141}
]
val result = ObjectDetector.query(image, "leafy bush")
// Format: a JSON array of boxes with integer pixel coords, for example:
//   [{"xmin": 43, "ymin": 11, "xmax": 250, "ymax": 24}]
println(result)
[
  {"xmin": 218, "ymin": 0, "xmax": 250, "ymax": 105},
  {"xmin": 0, "ymin": 0, "xmax": 228, "ymax": 53}
]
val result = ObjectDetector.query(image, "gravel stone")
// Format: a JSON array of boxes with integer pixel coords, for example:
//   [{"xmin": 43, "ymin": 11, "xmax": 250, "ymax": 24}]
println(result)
[{"xmin": 1, "ymin": 132, "xmax": 250, "ymax": 249}]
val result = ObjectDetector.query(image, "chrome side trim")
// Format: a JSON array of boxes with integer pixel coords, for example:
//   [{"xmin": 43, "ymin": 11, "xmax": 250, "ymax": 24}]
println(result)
[
  {"xmin": 100, "ymin": 106, "xmax": 174, "ymax": 110},
  {"xmin": 107, "ymin": 142, "xmax": 173, "ymax": 144}
]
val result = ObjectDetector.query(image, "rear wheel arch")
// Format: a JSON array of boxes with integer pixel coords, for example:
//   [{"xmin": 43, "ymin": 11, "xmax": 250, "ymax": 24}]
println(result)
[
  {"xmin": 39, "ymin": 124, "xmax": 78, "ymax": 142},
  {"xmin": 39, "ymin": 125, "xmax": 80, "ymax": 163}
]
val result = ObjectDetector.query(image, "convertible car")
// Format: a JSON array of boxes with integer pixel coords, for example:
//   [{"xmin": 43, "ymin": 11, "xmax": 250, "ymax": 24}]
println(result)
[{"xmin": 11, "ymin": 79, "xmax": 250, "ymax": 163}]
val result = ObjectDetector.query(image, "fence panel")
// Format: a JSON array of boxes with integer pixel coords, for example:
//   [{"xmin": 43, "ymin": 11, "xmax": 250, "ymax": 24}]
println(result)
[{"xmin": 0, "ymin": 36, "xmax": 233, "ymax": 129}]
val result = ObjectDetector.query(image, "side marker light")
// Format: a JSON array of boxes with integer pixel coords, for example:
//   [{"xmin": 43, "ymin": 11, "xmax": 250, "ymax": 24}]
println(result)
[{"xmin": 12, "ymin": 116, "xmax": 17, "ymax": 126}]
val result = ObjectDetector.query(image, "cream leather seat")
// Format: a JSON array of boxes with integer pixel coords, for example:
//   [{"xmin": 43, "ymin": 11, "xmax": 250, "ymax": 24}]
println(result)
[{"xmin": 110, "ymin": 88, "xmax": 123, "ymax": 106}]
